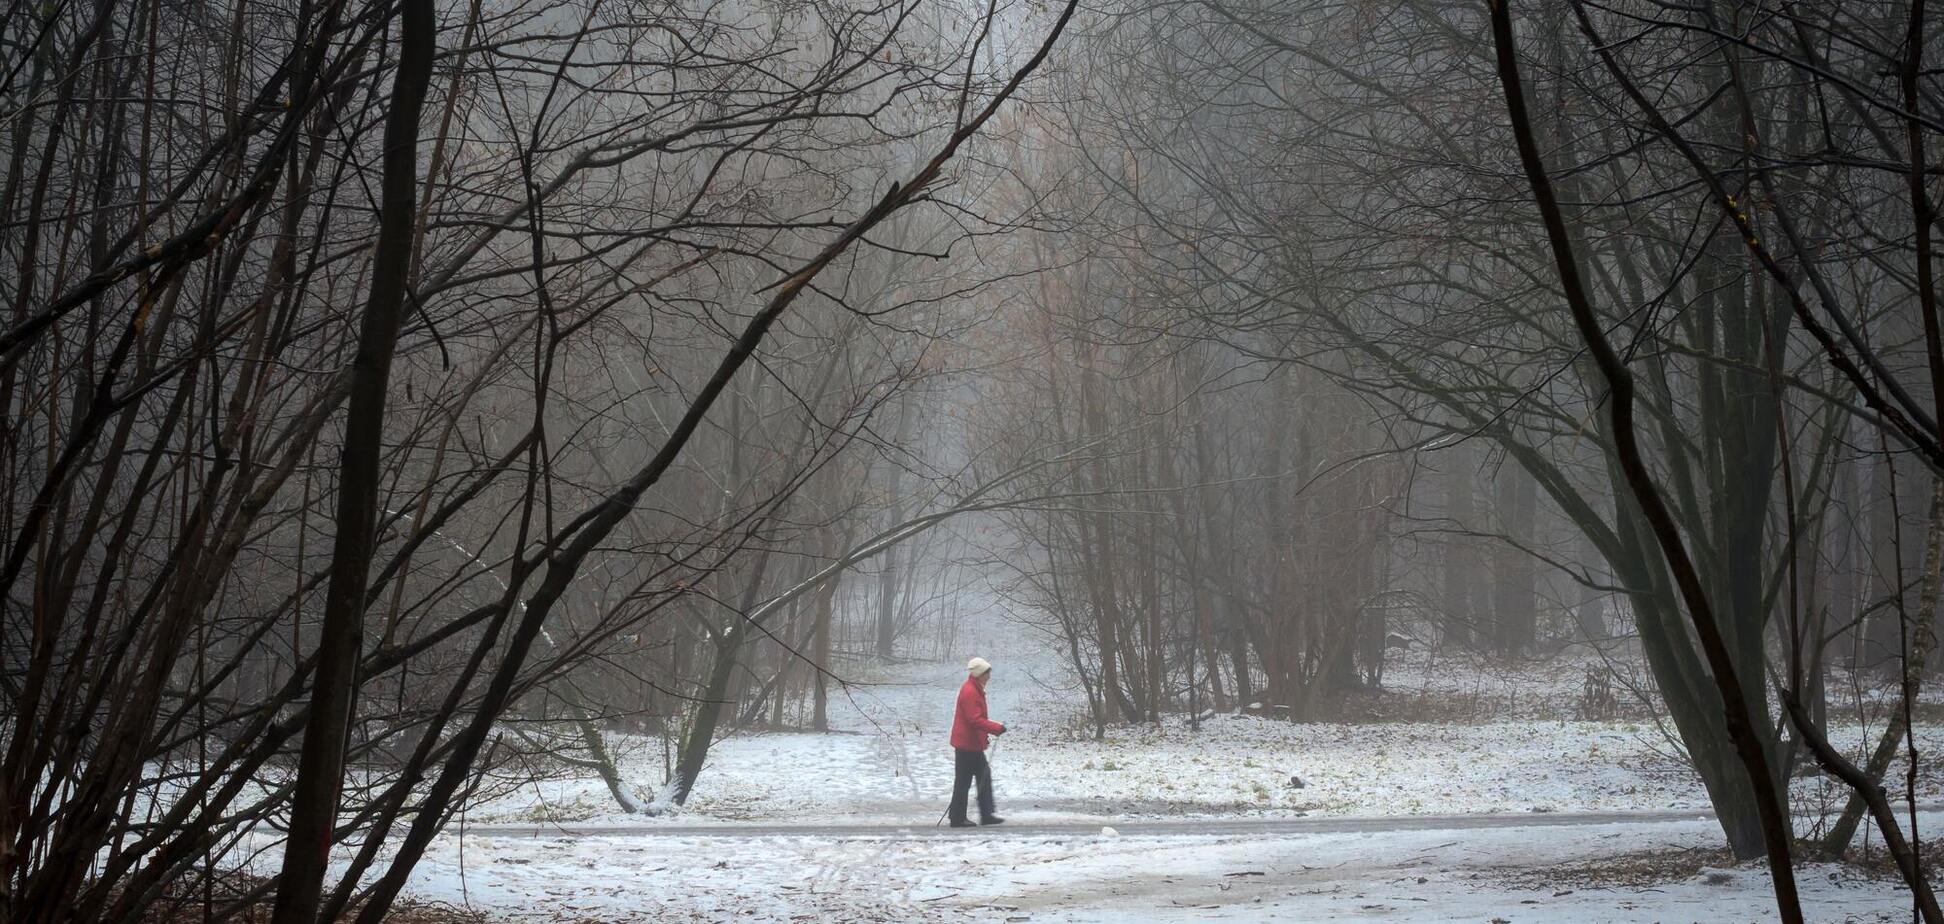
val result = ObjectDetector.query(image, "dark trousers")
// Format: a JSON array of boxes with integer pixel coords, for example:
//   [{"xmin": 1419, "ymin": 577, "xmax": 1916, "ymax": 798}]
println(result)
[{"xmin": 948, "ymin": 748, "xmax": 994, "ymax": 822}]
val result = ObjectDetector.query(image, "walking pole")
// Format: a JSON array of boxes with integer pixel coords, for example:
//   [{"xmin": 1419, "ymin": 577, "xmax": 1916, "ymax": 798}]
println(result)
[
  {"xmin": 936, "ymin": 748, "xmax": 951, "ymax": 827},
  {"xmin": 936, "ymin": 762, "xmax": 950, "ymax": 829},
  {"xmin": 985, "ymin": 737, "xmax": 998, "ymax": 823}
]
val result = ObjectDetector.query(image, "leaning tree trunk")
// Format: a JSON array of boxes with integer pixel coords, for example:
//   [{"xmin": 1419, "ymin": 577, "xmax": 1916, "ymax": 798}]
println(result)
[
  {"xmin": 1489, "ymin": 5, "xmax": 1805, "ymax": 918},
  {"xmin": 670, "ymin": 628, "xmax": 746, "ymax": 805},
  {"xmin": 672, "ymin": 545, "xmax": 776, "ymax": 805}
]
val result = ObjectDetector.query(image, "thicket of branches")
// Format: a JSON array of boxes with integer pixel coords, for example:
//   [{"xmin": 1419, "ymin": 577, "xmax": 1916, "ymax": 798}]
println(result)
[{"xmin": 0, "ymin": 0, "xmax": 1077, "ymax": 917}]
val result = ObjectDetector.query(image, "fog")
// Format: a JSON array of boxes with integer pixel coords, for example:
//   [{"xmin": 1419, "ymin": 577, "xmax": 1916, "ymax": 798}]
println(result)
[{"xmin": 3, "ymin": 0, "xmax": 1942, "ymax": 920}]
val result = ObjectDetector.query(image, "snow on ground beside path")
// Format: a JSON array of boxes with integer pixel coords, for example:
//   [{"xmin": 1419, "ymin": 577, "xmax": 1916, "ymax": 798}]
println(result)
[
  {"xmin": 400, "ymin": 817, "xmax": 1931, "ymax": 923},
  {"xmin": 465, "ymin": 615, "xmax": 1944, "ymax": 826},
  {"xmin": 405, "ymin": 616, "xmax": 1944, "ymax": 921}
]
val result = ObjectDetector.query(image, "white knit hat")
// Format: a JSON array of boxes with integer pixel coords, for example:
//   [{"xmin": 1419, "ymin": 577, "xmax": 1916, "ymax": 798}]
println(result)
[{"xmin": 966, "ymin": 657, "xmax": 992, "ymax": 676}]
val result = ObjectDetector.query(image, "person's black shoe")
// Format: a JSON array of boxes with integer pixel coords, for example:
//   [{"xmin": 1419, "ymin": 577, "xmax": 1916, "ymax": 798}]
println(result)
[
  {"xmin": 979, "ymin": 815, "xmax": 1005, "ymax": 826},
  {"xmin": 949, "ymin": 818, "xmax": 977, "ymax": 828}
]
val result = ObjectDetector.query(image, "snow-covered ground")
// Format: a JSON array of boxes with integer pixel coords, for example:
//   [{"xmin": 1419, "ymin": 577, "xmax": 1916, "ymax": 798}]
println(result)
[
  {"xmin": 462, "ymin": 617, "xmax": 1944, "ymax": 827},
  {"xmin": 374, "ymin": 613, "xmax": 1944, "ymax": 922},
  {"xmin": 398, "ymin": 816, "xmax": 1936, "ymax": 922}
]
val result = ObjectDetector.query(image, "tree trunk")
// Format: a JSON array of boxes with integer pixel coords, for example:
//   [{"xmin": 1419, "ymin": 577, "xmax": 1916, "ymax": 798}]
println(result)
[
  {"xmin": 674, "ymin": 549, "xmax": 775, "ymax": 804},
  {"xmin": 874, "ymin": 401, "xmax": 914, "ymax": 659},
  {"xmin": 270, "ymin": 4, "xmax": 435, "ymax": 920},
  {"xmin": 874, "ymin": 539, "xmax": 902, "ymax": 659},
  {"xmin": 1826, "ymin": 449, "xmax": 1860, "ymax": 668},
  {"xmin": 811, "ymin": 563, "xmax": 839, "ymax": 731},
  {"xmin": 1822, "ymin": 479, "xmax": 1944, "ymax": 854},
  {"xmin": 1493, "ymin": 463, "xmax": 1537, "ymax": 654},
  {"xmin": 1078, "ymin": 343, "xmax": 1133, "ymax": 721},
  {"xmin": 1490, "ymin": 11, "xmax": 1804, "ymax": 914},
  {"xmin": 1864, "ymin": 451, "xmax": 1914, "ymax": 671},
  {"xmin": 1443, "ymin": 444, "xmax": 1478, "ymax": 648},
  {"xmin": 1574, "ymin": 532, "xmax": 1609, "ymax": 642}
]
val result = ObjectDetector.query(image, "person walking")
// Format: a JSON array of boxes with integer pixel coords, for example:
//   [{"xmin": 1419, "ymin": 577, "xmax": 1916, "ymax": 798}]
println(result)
[{"xmin": 948, "ymin": 656, "xmax": 1006, "ymax": 827}]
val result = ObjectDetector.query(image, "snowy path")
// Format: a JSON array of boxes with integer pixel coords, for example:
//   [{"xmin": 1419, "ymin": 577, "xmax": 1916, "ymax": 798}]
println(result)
[
  {"xmin": 460, "ymin": 806, "xmax": 1728, "ymax": 839},
  {"xmin": 404, "ymin": 811, "xmax": 1944, "ymax": 922}
]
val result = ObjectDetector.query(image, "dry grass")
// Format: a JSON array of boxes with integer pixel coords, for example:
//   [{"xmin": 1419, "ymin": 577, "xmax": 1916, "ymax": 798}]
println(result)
[
  {"xmin": 129, "ymin": 870, "xmax": 491, "ymax": 924},
  {"xmin": 1497, "ymin": 839, "xmax": 1943, "ymax": 894},
  {"xmin": 1496, "ymin": 845, "xmax": 1746, "ymax": 891}
]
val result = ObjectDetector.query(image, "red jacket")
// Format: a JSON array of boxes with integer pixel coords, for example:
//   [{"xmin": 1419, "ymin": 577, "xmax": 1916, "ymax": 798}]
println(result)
[{"xmin": 951, "ymin": 677, "xmax": 1005, "ymax": 751}]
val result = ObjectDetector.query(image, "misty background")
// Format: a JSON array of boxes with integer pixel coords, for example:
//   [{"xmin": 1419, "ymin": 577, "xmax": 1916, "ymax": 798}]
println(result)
[{"xmin": 4, "ymin": 0, "xmax": 1943, "ymax": 920}]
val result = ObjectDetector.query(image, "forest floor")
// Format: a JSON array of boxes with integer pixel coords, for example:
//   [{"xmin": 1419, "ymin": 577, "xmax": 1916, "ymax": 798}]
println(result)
[{"xmin": 369, "ymin": 618, "xmax": 1944, "ymax": 921}]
